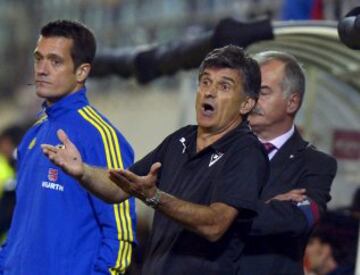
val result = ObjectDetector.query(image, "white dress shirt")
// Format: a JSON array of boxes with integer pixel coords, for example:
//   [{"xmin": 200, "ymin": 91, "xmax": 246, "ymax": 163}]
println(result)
[{"xmin": 259, "ymin": 125, "xmax": 295, "ymax": 160}]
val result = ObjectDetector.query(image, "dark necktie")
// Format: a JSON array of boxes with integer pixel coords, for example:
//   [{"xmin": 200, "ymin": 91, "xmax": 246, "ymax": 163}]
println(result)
[{"xmin": 262, "ymin": 142, "xmax": 276, "ymax": 154}]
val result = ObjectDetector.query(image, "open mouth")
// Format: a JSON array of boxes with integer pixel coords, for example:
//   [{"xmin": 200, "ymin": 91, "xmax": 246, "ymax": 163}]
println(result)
[{"xmin": 202, "ymin": 102, "xmax": 215, "ymax": 115}]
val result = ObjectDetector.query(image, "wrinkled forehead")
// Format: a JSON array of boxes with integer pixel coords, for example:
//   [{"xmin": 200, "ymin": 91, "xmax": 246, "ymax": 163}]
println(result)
[{"xmin": 199, "ymin": 66, "xmax": 244, "ymax": 83}]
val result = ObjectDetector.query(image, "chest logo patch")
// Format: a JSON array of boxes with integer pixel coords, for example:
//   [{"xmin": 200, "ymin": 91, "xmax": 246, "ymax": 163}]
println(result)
[
  {"xmin": 179, "ymin": 137, "xmax": 187, "ymax": 153},
  {"xmin": 48, "ymin": 168, "xmax": 59, "ymax": 182},
  {"xmin": 209, "ymin": 152, "xmax": 224, "ymax": 167},
  {"xmin": 42, "ymin": 168, "xmax": 64, "ymax": 192}
]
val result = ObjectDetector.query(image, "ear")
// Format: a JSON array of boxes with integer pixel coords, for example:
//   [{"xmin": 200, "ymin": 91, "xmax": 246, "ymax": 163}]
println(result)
[
  {"xmin": 240, "ymin": 97, "xmax": 256, "ymax": 116},
  {"xmin": 286, "ymin": 92, "xmax": 301, "ymax": 115},
  {"xmin": 75, "ymin": 63, "xmax": 91, "ymax": 83}
]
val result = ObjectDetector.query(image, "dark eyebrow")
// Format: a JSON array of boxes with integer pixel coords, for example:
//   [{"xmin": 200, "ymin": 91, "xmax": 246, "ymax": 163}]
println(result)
[
  {"xmin": 199, "ymin": 72, "xmax": 210, "ymax": 79},
  {"xmin": 221, "ymin": 76, "xmax": 236, "ymax": 85},
  {"xmin": 46, "ymin": 53, "xmax": 63, "ymax": 60},
  {"xmin": 33, "ymin": 50, "xmax": 42, "ymax": 57},
  {"xmin": 33, "ymin": 51, "xmax": 63, "ymax": 61}
]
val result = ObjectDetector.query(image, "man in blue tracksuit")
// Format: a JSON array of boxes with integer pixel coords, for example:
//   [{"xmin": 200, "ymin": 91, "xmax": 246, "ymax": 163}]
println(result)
[{"xmin": 0, "ymin": 20, "xmax": 136, "ymax": 275}]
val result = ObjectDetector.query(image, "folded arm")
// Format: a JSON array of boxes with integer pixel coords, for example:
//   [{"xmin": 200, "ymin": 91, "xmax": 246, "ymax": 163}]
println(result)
[{"xmin": 250, "ymin": 157, "xmax": 336, "ymax": 236}]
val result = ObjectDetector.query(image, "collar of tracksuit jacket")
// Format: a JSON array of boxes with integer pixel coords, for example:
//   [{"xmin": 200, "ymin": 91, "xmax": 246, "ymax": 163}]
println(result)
[{"xmin": 40, "ymin": 87, "xmax": 88, "ymax": 120}]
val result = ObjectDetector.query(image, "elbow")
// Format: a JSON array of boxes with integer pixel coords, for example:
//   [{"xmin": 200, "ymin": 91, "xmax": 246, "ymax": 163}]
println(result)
[
  {"xmin": 205, "ymin": 233, "xmax": 222, "ymax": 243},
  {"xmin": 95, "ymin": 190, "xmax": 125, "ymax": 204},
  {"xmin": 200, "ymin": 225, "xmax": 226, "ymax": 242},
  {"xmin": 102, "ymin": 197, "xmax": 120, "ymax": 204}
]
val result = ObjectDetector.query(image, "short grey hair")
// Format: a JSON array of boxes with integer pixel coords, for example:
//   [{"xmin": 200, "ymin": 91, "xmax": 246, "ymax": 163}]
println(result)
[{"xmin": 253, "ymin": 51, "xmax": 305, "ymax": 105}]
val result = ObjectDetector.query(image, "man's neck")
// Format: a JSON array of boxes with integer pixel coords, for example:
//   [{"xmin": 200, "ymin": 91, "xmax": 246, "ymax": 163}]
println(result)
[
  {"xmin": 45, "ymin": 84, "xmax": 84, "ymax": 107},
  {"xmin": 196, "ymin": 119, "xmax": 242, "ymax": 152}
]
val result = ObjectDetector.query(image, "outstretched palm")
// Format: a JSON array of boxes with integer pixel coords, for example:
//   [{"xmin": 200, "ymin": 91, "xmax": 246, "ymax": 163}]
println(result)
[
  {"xmin": 109, "ymin": 162, "xmax": 161, "ymax": 200},
  {"xmin": 41, "ymin": 129, "xmax": 84, "ymax": 179}
]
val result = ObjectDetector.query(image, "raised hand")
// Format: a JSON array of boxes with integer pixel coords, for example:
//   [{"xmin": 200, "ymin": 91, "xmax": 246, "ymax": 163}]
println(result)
[
  {"xmin": 41, "ymin": 129, "xmax": 84, "ymax": 179},
  {"xmin": 109, "ymin": 162, "xmax": 161, "ymax": 200}
]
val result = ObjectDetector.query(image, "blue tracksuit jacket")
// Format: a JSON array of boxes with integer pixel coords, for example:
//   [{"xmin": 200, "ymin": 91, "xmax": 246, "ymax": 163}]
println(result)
[{"xmin": 0, "ymin": 88, "xmax": 136, "ymax": 275}]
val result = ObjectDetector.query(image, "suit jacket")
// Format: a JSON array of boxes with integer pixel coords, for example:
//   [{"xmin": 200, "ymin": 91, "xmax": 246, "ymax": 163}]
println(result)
[{"xmin": 237, "ymin": 129, "xmax": 337, "ymax": 275}]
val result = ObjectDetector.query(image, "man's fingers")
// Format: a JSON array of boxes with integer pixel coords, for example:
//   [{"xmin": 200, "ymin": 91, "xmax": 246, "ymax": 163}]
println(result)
[
  {"xmin": 286, "ymin": 192, "xmax": 306, "ymax": 202},
  {"xmin": 270, "ymin": 192, "xmax": 306, "ymax": 203},
  {"xmin": 119, "ymin": 169, "xmax": 141, "ymax": 183},
  {"xmin": 149, "ymin": 162, "xmax": 162, "ymax": 177},
  {"xmin": 292, "ymin": 195, "xmax": 307, "ymax": 202},
  {"xmin": 289, "ymin": 190, "xmax": 306, "ymax": 200},
  {"xmin": 41, "ymin": 146, "xmax": 59, "ymax": 161},
  {"xmin": 44, "ymin": 150, "xmax": 62, "ymax": 166},
  {"xmin": 290, "ymin": 188, "xmax": 306, "ymax": 194},
  {"xmin": 109, "ymin": 166, "xmax": 159, "ymax": 201},
  {"xmin": 109, "ymin": 169, "xmax": 140, "ymax": 188},
  {"xmin": 109, "ymin": 170, "xmax": 131, "ymax": 185},
  {"xmin": 109, "ymin": 170, "xmax": 134, "ymax": 194},
  {"xmin": 57, "ymin": 129, "xmax": 72, "ymax": 147},
  {"xmin": 109, "ymin": 169, "xmax": 125, "ymax": 181},
  {"xmin": 42, "ymin": 147, "xmax": 50, "ymax": 156},
  {"xmin": 41, "ymin": 144, "xmax": 58, "ymax": 153}
]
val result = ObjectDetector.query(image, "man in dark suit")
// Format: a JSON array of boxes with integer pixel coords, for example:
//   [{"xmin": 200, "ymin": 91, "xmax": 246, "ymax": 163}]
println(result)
[{"xmin": 237, "ymin": 51, "xmax": 337, "ymax": 275}]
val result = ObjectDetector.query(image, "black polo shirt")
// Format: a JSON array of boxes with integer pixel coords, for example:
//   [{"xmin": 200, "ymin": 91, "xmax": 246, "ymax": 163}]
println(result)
[{"xmin": 131, "ymin": 121, "xmax": 268, "ymax": 275}]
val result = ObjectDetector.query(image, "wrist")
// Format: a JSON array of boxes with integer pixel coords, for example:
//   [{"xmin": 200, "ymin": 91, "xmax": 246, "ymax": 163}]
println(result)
[
  {"xmin": 144, "ymin": 188, "xmax": 163, "ymax": 209},
  {"xmin": 78, "ymin": 163, "xmax": 88, "ymax": 182}
]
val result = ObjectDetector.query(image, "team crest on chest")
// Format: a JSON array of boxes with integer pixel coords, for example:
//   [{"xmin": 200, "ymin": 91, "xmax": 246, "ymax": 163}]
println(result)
[
  {"xmin": 48, "ymin": 168, "xmax": 58, "ymax": 182},
  {"xmin": 42, "ymin": 168, "xmax": 64, "ymax": 192},
  {"xmin": 179, "ymin": 137, "xmax": 187, "ymax": 153},
  {"xmin": 209, "ymin": 152, "xmax": 224, "ymax": 167}
]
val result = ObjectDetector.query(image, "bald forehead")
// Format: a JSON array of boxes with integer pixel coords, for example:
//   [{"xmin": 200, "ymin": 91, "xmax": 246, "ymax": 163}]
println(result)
[
  {"xmin": 260, "ymin": 59, "xmax": 285, "ymax": 71},
  {"xmin": 260, "ymin": 60, "xmax": 286, "ymax": 80}
]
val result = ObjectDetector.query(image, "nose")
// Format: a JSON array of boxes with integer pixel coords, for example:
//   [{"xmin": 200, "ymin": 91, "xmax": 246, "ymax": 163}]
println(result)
[
  {"xmin": 35, "ymin": 60, "xmax": 49, "ymax": 76},
  {"xmin": 204, "ymin": 84, "xmax": 216, "ymax": 98},
  {"xmin": 251, "ymin": 103, "xmax": 263, "ymax": 115}
]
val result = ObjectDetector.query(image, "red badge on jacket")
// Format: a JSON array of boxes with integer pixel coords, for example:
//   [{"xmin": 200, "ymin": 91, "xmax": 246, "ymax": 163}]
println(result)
[{"xmin": 48, "ymin": 168, "xmax": 58, "ymax": 182}]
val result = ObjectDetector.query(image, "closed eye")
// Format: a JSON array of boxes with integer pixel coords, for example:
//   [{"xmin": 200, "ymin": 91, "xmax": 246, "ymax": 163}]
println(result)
[{"xmin": 260, "ymin": 87, "xmax": 271, "ymax": 96}]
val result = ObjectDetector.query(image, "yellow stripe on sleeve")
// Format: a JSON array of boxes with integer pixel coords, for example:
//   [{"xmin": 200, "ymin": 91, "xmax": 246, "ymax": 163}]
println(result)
[
  {"xmin": 78, "ymin": 109, "xmax": 112, "ymax": 168},
  {"xmin": 82, "ymin": 107, "xmax": 118, "ymax": 169},
  {"xmin": 84, "ymin": 106, "xmax": 124, "ymax": 169},
  {"xmin": 84, "ymin": 107, "xmax": 134, "ymax": 239},
  {"xmin": 78, "ymin": 106, "xmax": 134, "ymax": 274}
]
